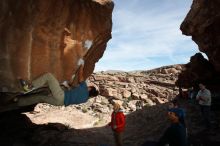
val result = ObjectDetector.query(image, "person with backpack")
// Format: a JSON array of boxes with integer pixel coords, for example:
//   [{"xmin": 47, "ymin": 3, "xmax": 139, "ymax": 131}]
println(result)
[{"xmin": 108, "ymin": 102, "xmax": 126, "ymax": 146}]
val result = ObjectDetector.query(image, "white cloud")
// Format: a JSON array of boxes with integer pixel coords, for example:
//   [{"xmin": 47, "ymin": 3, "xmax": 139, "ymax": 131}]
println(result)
[{"xmin": 95, "ymin": 0, "xmax": 197, "ymax": 71}]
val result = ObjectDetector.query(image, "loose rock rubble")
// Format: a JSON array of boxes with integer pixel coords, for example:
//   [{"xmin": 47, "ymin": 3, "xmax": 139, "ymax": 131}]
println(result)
[{"xmin": 24, "ymin": 65, "xmax": 183, "ymax": 130}]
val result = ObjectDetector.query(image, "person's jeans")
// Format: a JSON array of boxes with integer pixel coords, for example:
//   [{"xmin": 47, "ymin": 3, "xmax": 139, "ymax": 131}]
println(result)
[
  {"xmin": 18, "ymin": 73, "xmax": 64, "ymax": 106},
  {"xmin": 200, "ymin": 105, "xmax": 211, "ymax": 128}
]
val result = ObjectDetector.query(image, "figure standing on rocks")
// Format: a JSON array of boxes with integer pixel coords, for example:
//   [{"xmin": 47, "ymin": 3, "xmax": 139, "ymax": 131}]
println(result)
[
  {"xmin": 196, "ymin": 83, "xmax": 212, "ymax": 128},
  {"xmin": 108, "ymin": 102, "xmax": 125, "ymax": 146},
  {"xmin": 16, "ymin": 61, "xmax": 99, "ymax": 107},
  {"xmin": 157, "ymin": 108, "xmax": 187, "ymax": 146}
]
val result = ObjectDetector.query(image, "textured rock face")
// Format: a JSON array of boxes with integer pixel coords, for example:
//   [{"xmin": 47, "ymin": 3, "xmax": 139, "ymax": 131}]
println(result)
[
  {"xmin": 0, "ymin": 0, "xmax": 113, "ymax": 91},
  {"xmin": 176, "ymin": 53, "xmax": 216, "ymax": 88},
  {"xmin": 178, "ymin": 0, "xmax": 220, "ymax": 98},
  {"xmin": 180, "ymin": 0, "xmax": 220, "ymax": 73}
]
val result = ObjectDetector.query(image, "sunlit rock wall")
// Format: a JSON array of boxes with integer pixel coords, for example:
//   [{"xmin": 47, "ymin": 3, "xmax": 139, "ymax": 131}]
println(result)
[{"xmin": 0, "ymin": 0, "xmax": 113, "ymax": 92}]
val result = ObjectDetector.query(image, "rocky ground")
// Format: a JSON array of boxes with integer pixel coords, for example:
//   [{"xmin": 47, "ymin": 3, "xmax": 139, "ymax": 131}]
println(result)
[{"xmin": 0, "ymin": 64, "xmax": 220, "ymax": 146}]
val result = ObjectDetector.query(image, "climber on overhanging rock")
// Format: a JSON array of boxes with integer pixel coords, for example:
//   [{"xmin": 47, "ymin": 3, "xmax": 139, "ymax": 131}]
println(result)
[{"xmin": 14, "ymin": 58, "xmax": 99, "ymax": 107}]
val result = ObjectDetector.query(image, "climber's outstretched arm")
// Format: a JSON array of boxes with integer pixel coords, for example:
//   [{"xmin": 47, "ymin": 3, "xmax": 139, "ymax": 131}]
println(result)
[
  {"xmin": 68, "ymin": 64, "xmax": 84, "ymax": 88},
  {"xmin": 78, "ymin": 64, "xmax": 84, "ymax": 83},
  {"xmin": 67, "ymin": 58, "xmax": 85, "ymax": 88}
]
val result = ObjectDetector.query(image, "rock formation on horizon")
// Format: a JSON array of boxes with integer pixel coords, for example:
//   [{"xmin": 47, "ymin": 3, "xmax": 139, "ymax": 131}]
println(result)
[{"xmin": 0, "ymin": 0, "xmax": 113, "ymax": 92}]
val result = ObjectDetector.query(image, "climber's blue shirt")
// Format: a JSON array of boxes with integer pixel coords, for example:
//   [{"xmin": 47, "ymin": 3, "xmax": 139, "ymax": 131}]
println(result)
[{"xmin": 64, "ymin": 81, "xmax": 89, "ymax": 106}]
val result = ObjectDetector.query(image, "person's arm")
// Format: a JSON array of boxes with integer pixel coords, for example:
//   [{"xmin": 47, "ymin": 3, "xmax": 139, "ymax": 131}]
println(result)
[
  {"xmin": 199, "ymin": 96, "xmax": 207, "ymax": 101},
  {"xmin": 68, "ymin": 58, "xmax": 85, "ymax": 87},
  {"xmin": 198, "ymin": 90, "xmax": 211, "ymax": 102},
  {"xmin": 78, "ymin": 64, "xmax": 84, "ymax": 83},
  {"xmin": 68, "ymin": 64, "xmax": 84, "ymax": 87},
  {"xmin": 196, "ymin": 91, "xmax": 200, "ymax": 100}
]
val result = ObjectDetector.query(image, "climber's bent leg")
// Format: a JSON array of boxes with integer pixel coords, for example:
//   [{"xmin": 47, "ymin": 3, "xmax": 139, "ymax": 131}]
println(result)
[{"xmin": 31, "ymin": 73, "xmax": 64, "ymax": 104}]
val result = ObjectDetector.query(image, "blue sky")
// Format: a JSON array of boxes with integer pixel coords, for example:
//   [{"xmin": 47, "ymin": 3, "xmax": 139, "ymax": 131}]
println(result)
[{"xmin": 95, "ymin": 0, "xmax": 198, "ymax": 71}]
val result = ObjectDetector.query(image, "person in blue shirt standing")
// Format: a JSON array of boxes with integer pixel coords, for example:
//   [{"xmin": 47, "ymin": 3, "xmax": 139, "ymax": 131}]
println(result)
[{"xmin": 16, "ymin": 59, "xmax": 99, "ymax": 106}]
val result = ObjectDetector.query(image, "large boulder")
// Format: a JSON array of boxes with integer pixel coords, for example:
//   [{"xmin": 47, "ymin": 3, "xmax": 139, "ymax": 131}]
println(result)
[
  {"xmin": 178, "ymin": 0, "xmax": 220, "ymax": 106},
  {"xmin": 179, "ymin": 1, "xmax": 220, "ymax": 83},
  {"xmin": 176, "ymin": 53, "xmax": 216, "ymax": 88},
  {"xmin": 0, "ymin": 0, "xmax": 113, "ymax": 92},
  {"xmin": 180, "ymin": 0, "xmax": 220, "ymax": 73}
]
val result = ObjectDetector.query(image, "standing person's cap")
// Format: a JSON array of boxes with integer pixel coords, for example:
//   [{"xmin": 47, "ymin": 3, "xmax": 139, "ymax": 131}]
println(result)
[{"xmin": 168, "ymin": 108, "xmax": 184, "ymax": 119}]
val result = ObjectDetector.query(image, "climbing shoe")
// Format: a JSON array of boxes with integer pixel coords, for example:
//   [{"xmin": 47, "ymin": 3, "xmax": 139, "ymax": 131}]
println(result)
[{"xmin": 19, "ymin": 79, "xmax": 35, "ymax": 93}]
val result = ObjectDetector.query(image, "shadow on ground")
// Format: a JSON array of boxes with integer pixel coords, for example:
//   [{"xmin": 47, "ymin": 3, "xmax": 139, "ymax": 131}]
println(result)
[{"xmin": 0, "ymin": 99, "xmax": 220, "ymax": 146}]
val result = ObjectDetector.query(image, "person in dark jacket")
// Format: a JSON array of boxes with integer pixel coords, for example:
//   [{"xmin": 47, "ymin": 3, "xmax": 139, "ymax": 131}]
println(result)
[
  {"xmin": 157, "ymin": 108, "xmax": 187, "ymax": 146},
  {"xmin": 108, "ymin": 102, "xmax": 125, "ymax": 146},
  {"xmin": 168, "ymin": 99, "xmax": 186, "ymax": 127}
]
